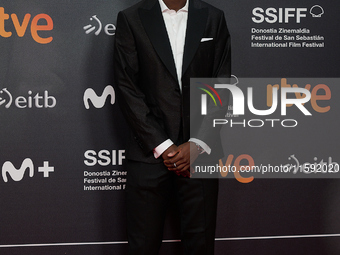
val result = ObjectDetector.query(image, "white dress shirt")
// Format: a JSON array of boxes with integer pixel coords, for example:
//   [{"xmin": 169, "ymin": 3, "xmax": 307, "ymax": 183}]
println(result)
[{"xmin": 153, "ymin": 0, "xmax": 211, "ymax": 158}]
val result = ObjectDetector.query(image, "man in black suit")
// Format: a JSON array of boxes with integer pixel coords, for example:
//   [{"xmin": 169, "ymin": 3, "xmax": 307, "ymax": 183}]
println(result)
[{"xmin": 114, "ymin": 0, "xmax": 231, "ymax": 254}]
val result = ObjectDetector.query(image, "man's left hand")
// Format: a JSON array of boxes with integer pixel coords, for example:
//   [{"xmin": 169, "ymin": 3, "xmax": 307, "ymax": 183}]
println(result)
[{"xmin": 163, "ymin": 142, "xmax": 200, "ymax": 175}]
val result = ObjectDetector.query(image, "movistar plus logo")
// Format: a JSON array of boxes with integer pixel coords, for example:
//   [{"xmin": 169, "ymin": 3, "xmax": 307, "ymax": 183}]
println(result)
[{"xmin": 2, "ymin": 158, "xmax": 54, "ymax": 183}]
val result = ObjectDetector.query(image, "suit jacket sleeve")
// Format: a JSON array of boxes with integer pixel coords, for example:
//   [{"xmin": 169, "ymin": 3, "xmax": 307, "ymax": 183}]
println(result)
[
  {"xmin": 192, "ymin": 11, "xmax": 231, "ymax": 153},
  {"xmin": 113, "ymin": 11, "xmax": 169, "ymax": 154},
  {"xmin": 213, "ymin": 12, "xmax": 231, "ymax": 78}
]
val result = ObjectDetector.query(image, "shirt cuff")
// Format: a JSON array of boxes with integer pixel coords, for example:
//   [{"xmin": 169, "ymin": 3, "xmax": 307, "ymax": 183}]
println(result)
[
  {"xmin": 189, "ymin": 138, "xmax": 211, "ymax": 155},
  {"xmin": 153, "ymin": 139, "xmax": 174, "ymax": 159}
]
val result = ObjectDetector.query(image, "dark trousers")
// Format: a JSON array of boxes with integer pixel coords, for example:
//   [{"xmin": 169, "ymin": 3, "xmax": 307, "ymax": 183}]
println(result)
[{"xmin": 126, "ymin": 160, "xmax": 219, "ymax": 255}]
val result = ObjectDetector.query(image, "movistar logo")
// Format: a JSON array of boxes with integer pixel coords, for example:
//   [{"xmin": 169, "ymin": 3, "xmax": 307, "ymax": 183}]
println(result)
[
  {"xmin": 83, "ymin": 85, "xmax": 115, "ymax": 109},
  {"xmin": 2, "ymin": 158, "xmax": 34, "ymax": 182}
]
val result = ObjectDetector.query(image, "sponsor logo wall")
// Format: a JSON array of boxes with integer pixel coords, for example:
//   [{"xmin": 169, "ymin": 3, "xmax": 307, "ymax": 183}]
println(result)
[{"xmin": 0, "ymin": 0, "xmax": 339, "ymax": 254}]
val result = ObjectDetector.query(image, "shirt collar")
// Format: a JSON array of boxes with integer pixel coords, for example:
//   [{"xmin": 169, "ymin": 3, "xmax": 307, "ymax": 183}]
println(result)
[{"xmin": 158, "ymin": 0, "xmax": 189, "ymax": 12}]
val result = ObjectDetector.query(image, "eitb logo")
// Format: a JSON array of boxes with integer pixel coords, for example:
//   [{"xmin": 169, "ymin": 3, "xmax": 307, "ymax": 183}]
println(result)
[
  {"xmin": 0, "ymin": 88, "xmax": 56, "ymax": 109},
  {"xmin": 83, "ymin": 15, "xmax": 116, "ymax": 36}
]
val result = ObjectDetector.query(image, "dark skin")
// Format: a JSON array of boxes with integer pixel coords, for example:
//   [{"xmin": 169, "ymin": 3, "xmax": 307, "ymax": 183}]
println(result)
[
  {"xmin": 162, "ymin": 142, "xmax": 200, "ymax": 177},
  {"xmin": 160, "ymin": 0, "xmax": 199, "ymax": 177},
  {"xmin": 163, "ymin": 0, "xmax": 187, "ymax": 12}
]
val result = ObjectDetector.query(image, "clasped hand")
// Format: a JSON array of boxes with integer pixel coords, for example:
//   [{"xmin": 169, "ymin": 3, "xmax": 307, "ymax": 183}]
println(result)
[{"xmin": 162, "ymin": 142, "xmax": 200, "ymax": 177}]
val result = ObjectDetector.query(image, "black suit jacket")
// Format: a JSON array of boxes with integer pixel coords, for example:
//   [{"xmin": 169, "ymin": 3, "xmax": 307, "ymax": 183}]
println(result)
[{"xmin": 114, "ymin": 0, "xmax": 231, "ymax": 164}]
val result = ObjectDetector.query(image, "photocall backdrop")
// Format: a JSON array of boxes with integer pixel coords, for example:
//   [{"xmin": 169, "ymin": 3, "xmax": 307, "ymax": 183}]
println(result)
[{"xmin": 0, "ymin": 0, "xmax": 339, "ymax": 254}]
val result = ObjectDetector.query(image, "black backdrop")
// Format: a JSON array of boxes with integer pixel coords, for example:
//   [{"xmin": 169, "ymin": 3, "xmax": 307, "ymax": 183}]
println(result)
[{"xmin": 1, "ymin": 0, "xmax": 339, "ymax": 254}]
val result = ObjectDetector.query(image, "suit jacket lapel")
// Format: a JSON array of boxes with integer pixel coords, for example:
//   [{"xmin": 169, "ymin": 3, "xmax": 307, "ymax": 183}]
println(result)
[
  {"xmin": 138, "ymin": 0, "xmax": 208, "ymax": 82},
  {"xmin": 182, "ymin": 0, "xmax": 208, "ymax": 76},
  {"xmin": 138, "ymin": 0, "xmax": 178, "ymax": 82}
]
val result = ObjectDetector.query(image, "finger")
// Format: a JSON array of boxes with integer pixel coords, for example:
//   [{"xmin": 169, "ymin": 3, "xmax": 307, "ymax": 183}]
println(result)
[
  {"xmin": 190, "ymin": 166, "xmax": 195, "ymax": 177},
  {"xmin": 167, "ymin": 162, "xmax": 188, "ymax": 171},
  {"xmin": 172, "ymin": 164, "xmax": 190, "ymax": 173},
  {"xmin": 167, "ymin": 152, "xmax": 176, "ymax": 157},
  {"xmin": 163, "ymin": 159, "xmax": 179, "ymax": 167},
  {"xmin": 164, "ymin": 153, "xmax": 183, "ymax": 165},
  {"xmin": 166, "ymin": 159, "xmax": 188, "ymax": 170},
  {"xmin": 168, "ymin": 153, "xmax": 184, "ymax": 163},
  {"xmin": 169, "ymin": 152, "xmax": 191, "ymax": 165},
  {"xmin": 164, "ymin": 159, "xmax": 186, "ymax": 169},
  {"xmin": 170, "ymin": 158, "xmax": 187, "ymax": 168},
  {"xmin": 166, "ymin": 153, "xmax": 192, "ymax": 171},
  {"xmin": 179, "ymin": 170, "xmax": 190, "ymax": 178},
  {"xmin": 164, "ymin": 161, "xmax": 175, "ymax": 167},
  {"xmin": 167, "ymin": 149, "xmax": 180, "ymax": 158}
]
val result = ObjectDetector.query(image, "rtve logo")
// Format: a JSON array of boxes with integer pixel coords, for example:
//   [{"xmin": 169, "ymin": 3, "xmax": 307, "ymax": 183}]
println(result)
[
  {"xmin": 83, "ymin": 85, "xmax": 115, "ymax": 109},
  {"xmin": 0, "ymin": 7, "xmax": 53, "ymax": 44},
  {"xmin": 0, "ymin": 88, "xmax": 56, "ymax": 109},
  {"xmin": 2, "ymin": 158, "xmax": 54, "ymax": 183}
]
